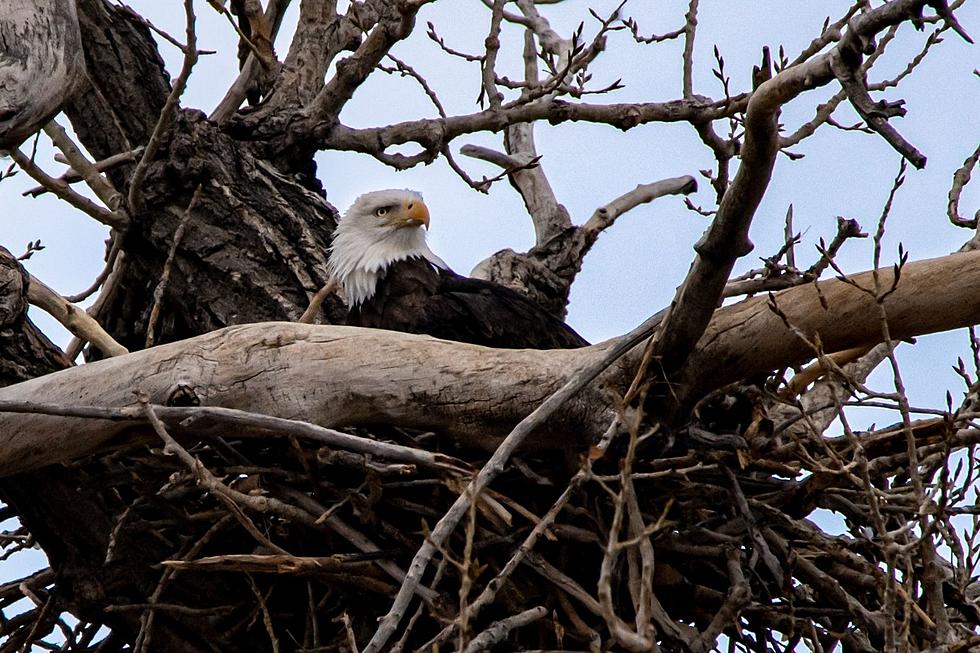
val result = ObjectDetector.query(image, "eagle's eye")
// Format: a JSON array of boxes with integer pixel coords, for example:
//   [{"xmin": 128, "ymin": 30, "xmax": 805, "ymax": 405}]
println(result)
[{"xmin": 375, "ymin": 207, "xmax": 389, "ymax": 217}]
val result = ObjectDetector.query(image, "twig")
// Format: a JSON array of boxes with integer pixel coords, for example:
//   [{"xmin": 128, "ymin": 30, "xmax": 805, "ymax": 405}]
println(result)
[
  {"xmin": 419, "ymin": 418, "xmax": 621, "ymax": 650},
  {"xmin": 274, "ymin": 486, "xmax": 439, "ymax": 603},
  {"xmin": 362, "ymin": 309, "xmax": 667, "ymax": 653},
  {"xmin": 379, "ymin": 54, "xmax": 446, "ymax": 119},
  {"xmin": 65, "ymin": 236, "xmax": 121, "ymax": 303},
  {"xmin": 162, "ymin": 552, "xmax": 384, "ymax": 574},
  {"xmin": 133, "ymin": 513, "xmax": 234, "ymax": 653},
  {"xmin": 949, "ymin": 142, "xmax": 980, "ymax": 229},
  {"xmin": 425, "ymin": 21, "xmax": 484, "ymax": 62},
  {"xmin": 335, "ymin": 611, "xmax": 357, "ymax": 653},
  {"xmin": 298, "ymin": 279, "xmax": 339, "ymax": 324},
  {"xmin": 65, "ymin": 249, "xmax": 128, "ymax": 360},
  {"xmin": 0, "ymin": 399, "xmax": 467, "ymax": 473},
  {"xmin": 622, "ymin": 14, "xmax": 685, "ymax": 44},
  {"xmin": 146, "ymin": 185, "xmax": 203, "ymax": 347},
  {"xmin": 462, "ymin": 606, "xmax": 547, "ymax": 653},
  {"xmin": 137, "ymin": 394, "xmax": 291, "ymax": 555},
  {"xmin": 128, "ymin": 0, "xmax": 200, "ymax": 213},
  {"xmin": 6, "ymin": 148, "xmax": 127, "ymax": 229},
  {"xmin": 247, "ymin": 575, "xmax": 280, "ymax": 653},
  {"xmin": 112, "ymin": 1, "xmax": 206, "ymax": 55}
]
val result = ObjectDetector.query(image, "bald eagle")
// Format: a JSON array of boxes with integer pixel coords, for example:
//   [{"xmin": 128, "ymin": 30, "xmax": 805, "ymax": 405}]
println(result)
[{"xmin": 327, "ymin": 189, "xmax": 588, "ymax": 349}]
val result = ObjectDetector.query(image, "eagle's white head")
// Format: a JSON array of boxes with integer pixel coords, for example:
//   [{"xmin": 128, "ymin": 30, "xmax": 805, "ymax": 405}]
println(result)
[{"xmin": 328, "ymin": 189, "xmax": 450, "ymax": 306}]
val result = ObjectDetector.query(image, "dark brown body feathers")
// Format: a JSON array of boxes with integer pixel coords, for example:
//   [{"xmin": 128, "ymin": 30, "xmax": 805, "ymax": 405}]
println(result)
[{"xmin": 347, "ymin": 258, "xmax": 588, "ymax": 349}]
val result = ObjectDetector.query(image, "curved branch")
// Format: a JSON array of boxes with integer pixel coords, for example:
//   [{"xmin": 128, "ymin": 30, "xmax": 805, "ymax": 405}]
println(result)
[
  {"xmin": 3, "ymin": 249, "xmax": 980, "ymax": 477},
  {"xmin": 0, "ymin": 0, "xmax": 86, "ymax": 149},
  {"xmin": 26, "ymin": 274, "xmax": 128, "ymax": 358},
  {"xmin": 319, "ymin": 94, "xmax": 748, "ymax": 161},
  {"xmin": 650, "ymin": 0, "xmax": 946, "ymax": 405}
]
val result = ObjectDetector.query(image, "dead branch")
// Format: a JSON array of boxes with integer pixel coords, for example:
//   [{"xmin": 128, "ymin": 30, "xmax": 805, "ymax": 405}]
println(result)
[
  {"xmin": 127, "ymin": 0, "xmax": 199, "ymax": 213},
  {"xmin": 26, "ymin": 274, "xmax": 127, "ymax": 357},
  {"xmin": 3, "ymin": 249, "xmax": 980, "ymax": 476},
  {"xmin": 950, "ymin": 142, "xmax": 980, "ymax": 231},
  {"xmin": 6, "ymin": 148, "xmax": 127, "ymax": 229},
  {"xmin": 0, "ymin": 0, "xmax": 86, "ymax": 148}
]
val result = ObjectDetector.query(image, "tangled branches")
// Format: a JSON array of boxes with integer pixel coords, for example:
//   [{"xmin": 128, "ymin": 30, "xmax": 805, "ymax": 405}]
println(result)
[{"xmin": 2, "ymin": 357, "xmax": 979, "ymax": 652}]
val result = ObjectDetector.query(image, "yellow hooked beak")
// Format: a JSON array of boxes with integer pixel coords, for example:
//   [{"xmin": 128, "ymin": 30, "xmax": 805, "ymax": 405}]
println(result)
[{"xmin": 391, "ymin": 198, "xmax": 430, "ymax": 230}]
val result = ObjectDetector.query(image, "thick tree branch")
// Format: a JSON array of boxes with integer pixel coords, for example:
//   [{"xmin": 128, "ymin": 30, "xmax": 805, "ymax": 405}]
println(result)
[
  {"xmin": 2, "ymin": 249, "xmax": 980, "ymax": 477},
  {"xmin": 0, "ymin": 0, "xmax": 86, "ymax": 148},
  {"xmin": 311, "ymin": 2, "xmax": 429, "ymax": 122},
  {"xmin": 674, "ymin": 249, "xmax": 980, "ymax": 411}
]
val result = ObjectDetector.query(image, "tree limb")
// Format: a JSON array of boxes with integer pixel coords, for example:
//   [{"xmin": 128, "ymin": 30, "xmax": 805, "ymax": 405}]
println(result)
[
  {"xmin": 0, "ymin": 0, "xmax": 86, "ymax": 149},
  {"xmin": 649, "ymin": 0, "xmax": 947, "ymax": 415},
  {"xmin": 26, "ymin": 274, "xmax": 128, "ymax": 358},
  {"xmin": 0, "ymin": 248, "xmax": 977, "ymax": 476}
]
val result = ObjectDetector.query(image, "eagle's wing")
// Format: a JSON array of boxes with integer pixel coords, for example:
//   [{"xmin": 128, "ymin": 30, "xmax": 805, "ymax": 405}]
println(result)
[{"xmin": 347, "ymin": 258, "xmax": 588, "ymax": 349}]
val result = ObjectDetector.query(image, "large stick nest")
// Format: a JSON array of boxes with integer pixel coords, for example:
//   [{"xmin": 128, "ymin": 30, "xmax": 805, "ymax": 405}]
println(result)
[{"xmin": 4, "ymin": 380, "xmax": 979, "ymax": 652}]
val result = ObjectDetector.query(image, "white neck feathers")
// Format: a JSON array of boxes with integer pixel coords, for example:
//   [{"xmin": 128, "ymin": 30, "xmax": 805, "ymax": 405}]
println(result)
[{"xmin": 328, "ymin": 221, "xmax": 448, "ymax": 306}]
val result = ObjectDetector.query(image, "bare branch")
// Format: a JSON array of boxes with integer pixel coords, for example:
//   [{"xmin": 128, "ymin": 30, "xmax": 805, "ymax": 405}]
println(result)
[
  {"xmin": 23, "ymin": 146, "xmax": 142, "ymax": 199},
  {"xmin": 26, "ymin": 274, "xmax": 128, "ymax": 358},
  {"xmin": 145, "ymin": 185, "xmax": 202, "ymax": 347},
  {"xmin": 128, "ymin": 0, "xmax": 200, "ymax": 213},
  {"xmin": 461, "ymin": 606, "xmax": 547, "ymax": 653},
  {"xmin": 311, "ymin": 2, "xmax": 430, "ymax": 122},
  {"xmin": 6, "ymin": 147, "xmax": 127, "ymax": 229},
  {"xmin": 649, "ymin": 0, "xmax": 946, "ymax": 411},
  {"xmin": 480, "ymin": 0, "xmax": 506, "ymax": 110},
  {"xmin": 950, "ymin": 142, "xmax": 980, "ymax": 231},
  {"xmin": 42, "ymin": 119, "xmax": 124, "ymax": 211},
  {"xmin": 210, "ymin": 0, "xmax": 288, "ymax": 123},
  {"xmin": 681, "ymin": 0, "xmax": 700, "ymax": 99},
  {"xmin": 581, "ymin": 176, "xmax": 699, "ymax": 240},
  {"xmin": 830, "ymin": 49, "xmax": 927, "ymax": 169}
]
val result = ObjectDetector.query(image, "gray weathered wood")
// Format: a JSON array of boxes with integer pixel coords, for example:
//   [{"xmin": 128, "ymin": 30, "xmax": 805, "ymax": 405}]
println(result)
[{"xmin": 0, "ymin": 0, "xmax": 85, "ymax": 148}]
